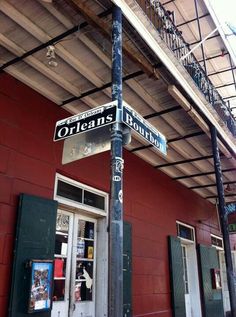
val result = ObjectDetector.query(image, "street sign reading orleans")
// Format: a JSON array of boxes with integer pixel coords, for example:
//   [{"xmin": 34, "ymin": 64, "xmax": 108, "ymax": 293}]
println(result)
[
  {"xmin": 54, "ymin": 101, "xmax": 117, "ymax": 141},
  {"xmin": 54, "ymin": 101, "xmax": 167, "ymax": 156}
]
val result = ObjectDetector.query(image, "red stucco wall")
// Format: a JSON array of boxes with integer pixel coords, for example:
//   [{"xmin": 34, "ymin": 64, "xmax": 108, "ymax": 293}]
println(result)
[{"xmin": 0, "ymin": 74, "xmax": 222, "ymax": 317}]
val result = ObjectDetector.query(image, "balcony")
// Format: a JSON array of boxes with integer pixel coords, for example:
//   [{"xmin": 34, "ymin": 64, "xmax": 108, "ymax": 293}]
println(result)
[{"xmin": 131, "ymin": 0, "xmax": 236, "ymax": 137}]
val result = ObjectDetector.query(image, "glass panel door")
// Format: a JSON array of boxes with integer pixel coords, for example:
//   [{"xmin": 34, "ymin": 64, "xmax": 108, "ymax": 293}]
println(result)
[
  {"xmin": 52, "ymin": 210, "xmax": 73, "ymax": 317},
  {"xmin": 181, "ymin": 245, "xmax": 191, "ymax": 317},
  {"xmin": 71, "ymin": 216, "xmax": 96, "ymax": 317}
]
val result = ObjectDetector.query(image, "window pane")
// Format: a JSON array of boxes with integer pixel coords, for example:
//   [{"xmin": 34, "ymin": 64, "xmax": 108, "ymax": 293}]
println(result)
[
  {"xmin": 53, "ymin": 280, "xmax": 65, "ymax": 301},
  {"xmin": 56, "ymin": 214, "xmax": 69, "ymax": 233},
  {"xmin": 211, "ymin": 236, "xmax": 223, "ymax": 248},
  {"xmin": 57, "ymin": 180, "xmax": 82, "ymax": 203},
  {"xmin": 75, "ymin": 261, "xmax": 93, "ymax": 302},
  {"xmin": 84, "ymin": 190, "xmax": 105, "ymax": 210},
  {"xmin": 54, "ymin": 258, "xmax": 67, "ymax": 278},
  {"xmin": 178, "ymin": 224, "xmax": 193, "ymax": 241}
]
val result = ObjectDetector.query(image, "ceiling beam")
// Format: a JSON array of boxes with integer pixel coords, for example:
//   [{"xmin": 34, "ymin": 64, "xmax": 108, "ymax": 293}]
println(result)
[
  {"xmin": 143, "ymin": 105, "xmax": 182, "ymax": 119},
  {"xmin": 177, "ymin": 13, "xmax": 210, "ymax": 28},
  {"xmin": 223, "ymin": 95, "xmax": 236, "ymax": 101},
  {"xmin": 62, "ymin": 70, "xmax": 144, "ymax": 105},
  {"xmin": 168, "ymin": 131, "xmax": 204, "ymax": 143},
  {"xmin": 65, "ymin": 0, "xmax": 159, "ymax": 79},
  {"xmin": 216, "ymin": 82, "xmax": 235, "ymax": 89},
  {"xmin": 208, "ymin": 67, "xmax": 236, "ymax": 77},
  {"xmin": 130, "ymin": 130, "xmax": 204, "ymax": 153},
  {"xmin": 206, "ymin": 193, "xmax": 236, "ymax": 199},
  {"xmin": 173, "ymin": 34, "xmax": 220, "ymax": 52},
  {"xmin": 173, "ymin": 167, "xmax": 236, "ymax": 180},
  {"xmin": 198, "ymin": 52, "xmax": 229, "ymax": 63},
  {"xmin": 162, "ymin": 0, "xmax": 175, "ymax": 5},
  {"xmin": 189, "ymin": 33, "xmax": 220, "ymax": 46},
  {"xmin": 189, "ymin": 180, "xmax": 236, "ymax": 189},
  {"xmin": 155, "ymin": 154, "xmax": 213, "ymax": 168}
]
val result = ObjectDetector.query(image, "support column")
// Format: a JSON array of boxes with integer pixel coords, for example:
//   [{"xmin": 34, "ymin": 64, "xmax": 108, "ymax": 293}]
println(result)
[
  {"xmin": 109, "ymin": 5, "xmax": 123, "ymax": 317},
  {"xmin": 194, "ymin": 0, "xmax": 207, "ymax": 74},
  {"xmin": 210, "ymin": 124, "xmax": 236, "ymax": 317}
]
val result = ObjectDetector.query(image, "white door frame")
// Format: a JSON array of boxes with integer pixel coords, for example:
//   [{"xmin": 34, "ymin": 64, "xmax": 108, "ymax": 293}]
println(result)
[
  {"xmin": 219, "ymin": 250, "xmax": 236, "ymax": 314},
  {"xmin": 183, "ymin": 241, "xmax": 202, "ymax": 317},
  {"xmin": 177, "ymin": 221, "xmax": 202, "ymax": 317},
  {"xmin": 52, "ymin": 174, "xmax": 109, "ymax": 317},
  {"xmin": 70, "ymin": 214, "xmax": 97, "ymax": 317},
  {"xmin": 52, "ymin": 209, "xmax": 74, "ymax": 317}
]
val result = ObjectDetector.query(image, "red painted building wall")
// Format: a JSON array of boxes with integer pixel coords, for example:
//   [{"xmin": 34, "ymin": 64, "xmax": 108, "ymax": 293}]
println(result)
[{"xmin": 0, "ymin": 73, "xmax": 222, "ymax": 317}]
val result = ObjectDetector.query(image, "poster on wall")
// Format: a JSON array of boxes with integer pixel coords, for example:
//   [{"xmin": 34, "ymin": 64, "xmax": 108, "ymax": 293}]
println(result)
[{"xmin": 28, "ymin": 260, "xmax": 53, "ymax": 313}]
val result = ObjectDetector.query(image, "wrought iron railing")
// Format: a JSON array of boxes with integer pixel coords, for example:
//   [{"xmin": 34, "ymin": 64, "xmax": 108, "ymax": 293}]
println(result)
[{"xmin": 136, "ymin": 0, "xmax": 236, "ymax": 137}]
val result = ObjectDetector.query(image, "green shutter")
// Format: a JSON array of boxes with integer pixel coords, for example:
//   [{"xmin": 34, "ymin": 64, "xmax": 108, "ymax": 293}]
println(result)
[
  {"xmin": 9, "ymin": 194, "xmax": 58, "ymax": 317},
  {"xmin": 198, "ymin": 245, "xmax": 224, "ymax": 317},
  {"xmin": 168, "ymin": 236, "xmax": 186, "ymax": 317},
  {"xmin": 123, "ymin": 222, "xmax": 132, "ymax": 317}
]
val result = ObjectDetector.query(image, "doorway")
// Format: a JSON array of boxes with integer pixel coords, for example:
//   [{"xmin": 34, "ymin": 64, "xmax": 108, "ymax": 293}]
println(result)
[
  {"xmin": 176, "ymin": 221, "xmax": 202, "ymax": 317},
  {"xmin": 52, "ymin": 174, "xmax": 109, "ymax": 317},
  {"xmin": 181, "ymin": 242, "xmax": 202, "ymax": 317},
  {"xmin": 52, "ymin": 210, "xmax": 98, "ymax": 317}
]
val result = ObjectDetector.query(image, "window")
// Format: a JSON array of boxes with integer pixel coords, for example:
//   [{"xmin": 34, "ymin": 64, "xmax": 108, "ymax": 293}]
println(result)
[
  {"xmin": 57, "ymin": 181, "xmax": 82, "ymax": 204},
  {"xmin": 182, "ymin": 245, "xmax": 189, "ymax": 294},
  {"xmin": 55, "ymin": 174, "xmax": 107, "ymax": 213},
  {"xmin": 177, "ymin": 221, "xmax": 195, "ymax": 242},
  {"xmin": 211, "ymin": 234, "xmax": 223, "ymax": 250}
]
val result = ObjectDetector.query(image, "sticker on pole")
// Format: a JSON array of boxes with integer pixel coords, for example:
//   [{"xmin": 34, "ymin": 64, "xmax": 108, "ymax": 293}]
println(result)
[
  {"xmin": 122, "ymin": 102, "xmax": 167, "ymax": 155},
  {"xmin": 226, "ymin": 203, "xmax": 236, "ymax": 215},
  {"xmin": 54, "ymin": 101, "xmax": 117, "ymax": 141}
]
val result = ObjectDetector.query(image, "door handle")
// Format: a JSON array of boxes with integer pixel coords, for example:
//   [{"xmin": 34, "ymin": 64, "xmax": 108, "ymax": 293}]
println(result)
[{"xmin": 73, "ymin": 303, "xmax": 76, "ymax": 311}]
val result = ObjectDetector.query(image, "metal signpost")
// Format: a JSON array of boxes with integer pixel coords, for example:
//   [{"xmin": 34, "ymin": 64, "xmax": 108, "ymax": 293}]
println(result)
[
  {"xmin": 53, "ymin": 7, "xmax": 167, "ymax": 315},
  {"xmin": 109, "ymin": 5, "xmax": 123, "ymax": 317}
]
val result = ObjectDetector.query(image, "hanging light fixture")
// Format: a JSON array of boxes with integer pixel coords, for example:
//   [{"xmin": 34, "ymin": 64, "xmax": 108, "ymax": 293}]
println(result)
[{"xmin": 46, "ymin": 45, "xmax": 58, "ymax": 67}]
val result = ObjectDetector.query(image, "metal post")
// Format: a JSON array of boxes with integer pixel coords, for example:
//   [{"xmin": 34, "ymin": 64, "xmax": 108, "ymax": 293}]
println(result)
[
  {"xmin": 109, "ymin": 5, "xmax": 123, "ymax": 317},
  {"xmin": 229, "ymin": 55, "xmax": 236, "ymax": 94},
  {"xmin": 194, "ymin": 0, "xmax": 207, "ymax": 74},
  {"xmin": 210, "ymin": 124, "xmax": 236, "ymax": 317}
]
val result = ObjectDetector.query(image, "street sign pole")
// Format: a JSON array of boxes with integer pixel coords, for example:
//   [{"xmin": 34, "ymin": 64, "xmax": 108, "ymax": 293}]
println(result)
[{"xmin": 109, "ymin": 5, "xmax": 123, "ymax": 317}]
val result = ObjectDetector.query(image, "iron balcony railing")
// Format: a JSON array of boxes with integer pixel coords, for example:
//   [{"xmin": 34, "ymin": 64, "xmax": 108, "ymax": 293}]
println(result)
[{"xmin": 136, "ymin": 0, "xmax": 236, "ymax": 137}]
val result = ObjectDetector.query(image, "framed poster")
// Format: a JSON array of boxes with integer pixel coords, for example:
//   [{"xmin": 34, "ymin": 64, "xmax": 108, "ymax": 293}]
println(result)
[{"xmin": 28, "ymin": 260, "xmax": 54, "ymax": 313}]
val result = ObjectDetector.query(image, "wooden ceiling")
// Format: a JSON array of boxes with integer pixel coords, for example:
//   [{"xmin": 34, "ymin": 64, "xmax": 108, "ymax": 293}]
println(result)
[{"xmin": 0, "ymin": 0, "xmax": 235, "ymax": 204}]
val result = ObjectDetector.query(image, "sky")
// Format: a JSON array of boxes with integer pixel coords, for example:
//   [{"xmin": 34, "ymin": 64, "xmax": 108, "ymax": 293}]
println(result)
[
  {"xmin": 208, "ymin": 0, "xmax": 236, "ymax": 63},
  {"xmin": 204, "ymin": 0, "xmax": 236, "ymax": 116}
]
